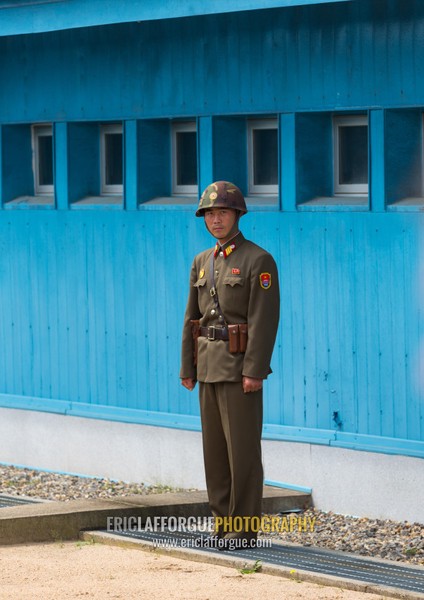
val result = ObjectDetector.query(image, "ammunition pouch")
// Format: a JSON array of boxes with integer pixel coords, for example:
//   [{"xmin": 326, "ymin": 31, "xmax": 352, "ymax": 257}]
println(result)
[
  {"xmin": 228, "ymin": 323, "xmax": 248, "ymax": 354},
  {"xmin": 194, "ymin": 322, "xmax": 248, "ymax": 355}
]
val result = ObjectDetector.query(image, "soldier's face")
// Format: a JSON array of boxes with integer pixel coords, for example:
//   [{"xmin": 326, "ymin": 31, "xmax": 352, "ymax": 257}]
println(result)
[{"xmin": 204, "ymin": 208, "xmax": 238, "ymax": 243}]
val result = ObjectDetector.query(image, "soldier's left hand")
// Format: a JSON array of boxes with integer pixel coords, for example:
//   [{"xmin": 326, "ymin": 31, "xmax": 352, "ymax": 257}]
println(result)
[
  {"xmin": 242, "ymin": 376, "xmax": 263, "ymax": 394},
  {"xmin": 181, "ymin": 377, "xmax": 197, "ymax": 391}
]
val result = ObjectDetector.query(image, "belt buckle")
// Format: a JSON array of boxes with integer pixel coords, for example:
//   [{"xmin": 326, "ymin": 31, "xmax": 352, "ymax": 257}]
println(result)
[{"xmin": 207, "ymin": 326, "xmax": 216, "ymax": 341}]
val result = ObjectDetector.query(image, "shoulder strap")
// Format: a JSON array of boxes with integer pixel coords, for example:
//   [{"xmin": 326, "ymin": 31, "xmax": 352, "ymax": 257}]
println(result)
[{"xmin": 209, "ymin": 251, "xmax": 228, "ymax": 327}]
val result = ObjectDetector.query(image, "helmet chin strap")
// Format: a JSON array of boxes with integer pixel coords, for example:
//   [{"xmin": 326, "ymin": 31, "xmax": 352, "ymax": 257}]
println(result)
[{"xmin": 225, "ymin": 216, "xmax": 241, "ymax": 242}]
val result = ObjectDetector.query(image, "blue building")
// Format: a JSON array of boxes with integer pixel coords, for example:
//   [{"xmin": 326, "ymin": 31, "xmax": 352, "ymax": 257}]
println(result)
[{"xmin": 0, "ymin": 0, "xmax": 423, "ymax": 522}]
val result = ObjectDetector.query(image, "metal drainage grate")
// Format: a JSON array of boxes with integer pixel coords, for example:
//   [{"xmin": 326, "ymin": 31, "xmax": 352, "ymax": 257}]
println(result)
[
  {"xmin": 0, "ymin": 494, "xmax": 41, "ymax": 508},
  {"xmin": 105, "ymin": 529, "xmax": 424, "ymax": 595}
]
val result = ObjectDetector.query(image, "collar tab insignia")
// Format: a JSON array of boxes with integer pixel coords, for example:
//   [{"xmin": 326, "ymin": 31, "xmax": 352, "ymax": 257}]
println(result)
[{"xmin": 214, "ymin": 241, "xmax": 238, "ymax": 259}]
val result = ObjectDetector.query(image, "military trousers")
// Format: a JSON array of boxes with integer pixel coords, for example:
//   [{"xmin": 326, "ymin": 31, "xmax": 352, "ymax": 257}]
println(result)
[{"xmin": 199, "ymin": 381, "xmax": 263, "ymax": 540}]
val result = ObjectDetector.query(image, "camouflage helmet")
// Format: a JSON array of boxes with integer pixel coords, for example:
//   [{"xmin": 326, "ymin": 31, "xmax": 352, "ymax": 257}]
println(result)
[{"xmin": 196, "ymin": 181, "xmax": 247, "ymax": 217}]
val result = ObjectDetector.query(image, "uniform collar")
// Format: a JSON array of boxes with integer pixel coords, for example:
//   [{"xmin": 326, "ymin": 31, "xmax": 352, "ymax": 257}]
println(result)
[{"xmin": 213, "ymin": 231, "xmax": 245, "ymax": 259}]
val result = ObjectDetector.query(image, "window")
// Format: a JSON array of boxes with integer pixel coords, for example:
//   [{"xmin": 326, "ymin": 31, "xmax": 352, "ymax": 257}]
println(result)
[
  {"xmin": 248, "ymin": 119, "xmax": 278, "ymax": 195},
  {"xmin": 100, "ymin": 123, "xmax": 123, "ymax": 195},
  {"xmin": 172, "ymin": 121, "xmax": 198, "ymax": 195},
  {"xmin": 32, "ymin": 125, "xmax": 53, "ymax": 195},
  {"xmin": 333, "ymin": 116, "xmax": 368, "ymax": 195}
]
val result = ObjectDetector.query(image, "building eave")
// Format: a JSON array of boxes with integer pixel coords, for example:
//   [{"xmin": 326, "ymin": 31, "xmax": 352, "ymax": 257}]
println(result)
[{"xmin": 0, "ymin": 0, "xmax": 353, "ymax": 37}]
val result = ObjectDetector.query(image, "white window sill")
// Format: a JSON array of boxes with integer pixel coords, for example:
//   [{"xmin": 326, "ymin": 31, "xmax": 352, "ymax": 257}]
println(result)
[
  {"xmin": 245, "ymin": 195, "xmax": 279, "ymax": 208},
  {"xmin": 387, "ymin": 198, "xmax": 424, "ymax": 211},
  {"xmin": 138, "ymin": 196, "xmax": 280, "ymax": 211},
  {"xmin": 4, "ymin": 195, "xmax": 55, "ymax": 209},
  {"xmin": 138, "ymin": 196, "xmax": 197, "ymax": 209},
  {"xmin": 70, "ymin": 196, "xmax": 123, "ymax": 209},
  {"xmin": 297, "ymin": 196, "xmax": 369, "ymax": 211}
]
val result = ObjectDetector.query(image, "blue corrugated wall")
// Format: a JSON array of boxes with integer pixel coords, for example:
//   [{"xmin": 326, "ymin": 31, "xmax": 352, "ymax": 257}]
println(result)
[
  {"xmin": 0, "ymin": 209, "xmax": 423, "ymax": 452},
  {"xmin": 0, "ymin": 0, "xmax": 423, "ymax": 455}
]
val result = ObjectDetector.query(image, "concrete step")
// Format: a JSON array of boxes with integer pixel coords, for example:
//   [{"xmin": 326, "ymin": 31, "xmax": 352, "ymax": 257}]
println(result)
[{"xmin": 0, "ymin": 485, "xmax": 311, "ymax": 545}]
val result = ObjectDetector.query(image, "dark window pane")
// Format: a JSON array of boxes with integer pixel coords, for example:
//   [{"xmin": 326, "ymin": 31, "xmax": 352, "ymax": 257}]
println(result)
[
  {"xmin": 38, "ymin": 135, "xmax": 53, "ymax": 186},
  {"xmin": 176, "ymin": 131, "xmax": 197, "ymax": 186},
  {"xmin": 105, "ymin": 133, "xmax": 123, "ymax": 186},
  {"xmin": 253, "ymin": 128, "xmax": 278, "ymax": 186},
  {"xmin": 338, "ymin": 125, "xmax": 368, "ymax": 185}
]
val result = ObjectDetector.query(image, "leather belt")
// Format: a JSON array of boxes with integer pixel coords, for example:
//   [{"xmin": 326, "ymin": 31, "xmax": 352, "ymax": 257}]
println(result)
[{"xmin": 199, "ymin": 326, "xmax": 229, "ymax": 341}]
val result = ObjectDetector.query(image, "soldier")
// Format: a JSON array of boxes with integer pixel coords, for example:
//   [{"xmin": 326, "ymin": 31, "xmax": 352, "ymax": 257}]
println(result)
[{"xmin": 180, "ymin": 181, "xmax": 280, "ymax": 550}]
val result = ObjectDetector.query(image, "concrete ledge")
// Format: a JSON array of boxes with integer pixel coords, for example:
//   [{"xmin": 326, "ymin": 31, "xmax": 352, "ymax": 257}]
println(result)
[
  {"xmin": 1, "ymin": 407, "xmax": 422, "ymax": 522},
  {"xmin": 0, "ymin": 487, "xmax": 311, "ymax": 545}
]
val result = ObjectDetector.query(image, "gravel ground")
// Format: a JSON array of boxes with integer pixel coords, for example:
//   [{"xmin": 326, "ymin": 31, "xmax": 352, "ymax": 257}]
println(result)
[
  {"xmin": 0, "ymin": 464, "xmax": 423, "ymax": 567},
  {"xmin": 259, "ymin": 509, "xmax": 424, "ymax": 566},
  {"xmin": 0, "ymin": 465, "xmax": 184, "ymax": 501}
]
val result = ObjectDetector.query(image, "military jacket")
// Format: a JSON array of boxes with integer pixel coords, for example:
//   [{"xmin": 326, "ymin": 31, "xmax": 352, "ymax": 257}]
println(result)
[{"xmin": 180, "ymin": 232, "xmax": 280, "ymax": 383}]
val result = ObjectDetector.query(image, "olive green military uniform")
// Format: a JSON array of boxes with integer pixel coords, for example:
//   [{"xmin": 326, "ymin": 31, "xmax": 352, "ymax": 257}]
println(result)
[{"xmin": 180, "ymin": 231, "xmax": 280, "ymax": 539}]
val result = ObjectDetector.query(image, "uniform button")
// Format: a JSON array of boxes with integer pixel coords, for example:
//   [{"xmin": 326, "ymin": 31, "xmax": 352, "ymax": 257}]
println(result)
[
  {"xmin": 215, "ymin": 270, "xmax": 219, "ymax": 275},
  {"xmin": 219, "ymin": 251, "xmax": 224, "ymax": 257},
  {"xmin": 211, "ymin": 309, "xmax": 216, "ymax": 316}
]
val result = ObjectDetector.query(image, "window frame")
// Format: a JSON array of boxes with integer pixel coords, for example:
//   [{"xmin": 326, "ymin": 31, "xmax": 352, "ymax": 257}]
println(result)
[
  {"xmin": 32, "ymin": 124, "xmax": 54, "ymax": 196},
  {"xmin": 333, "ymin": 115, "xmax": 369, "ymax": 195},
  {"xmin": 247, "ymin": 118, "xmax": 279, "ymax": 196},
  {"xmin": 100, "ymin": 123, "xmax": 124, "ymax": 196},
  {"xmin": 171, "ymin": 121, "xmax": 198, "ymax": 196}
]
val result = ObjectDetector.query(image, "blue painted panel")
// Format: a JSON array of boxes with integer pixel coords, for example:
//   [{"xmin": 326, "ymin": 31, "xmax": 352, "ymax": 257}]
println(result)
[
  {"xmin": 280, "ymin": 113, "xmax": 296, "ymax": 211},
  {"xmin": 0, "ymin": 209, "xmax": 423, "ymax": 447},
  {"xmin": 2, "ymin": 2, "xmax": 424, "ymax": 123},
  {"xmin": 0, "ymin": 127, "xmax": 2, "ymax": 205},
  {"xmin": 138, "ymin": 120, "xmax": 171, "ymax": 202},
  {"xmin": 296, "ymin": 113, "xmax": 333, "ymax": 204},
  {"xmin": 0, "ymin": 0, "xmax": 352, "ymax": 37},
  {"xmin": 67, "ymin": 123, "xmax": 100, "ymax": 202},
  {"xmin": 369, "ymin": 110, "xmax": 385, "ymax": 212},
  {"xmin": 198, "ymin": 117, "xmax": 213, "ymax": 195},
  {"xmin": 124, "ymin": 120, "xmax": 138, "ymax": 211},
  {"xmin": 54, "ymin": 122, "xmax": 68, "ymax": 210},
  {"xmin": 1, "ymin": 125, "xmax": 33, "ymax": 202},
  {"xmin": 212, "ymin": 117, "xmax": 247, "ymax": 194},
  {"xmin": 385, "ymin": 109, "xmax": 423, "ymax": 204}
]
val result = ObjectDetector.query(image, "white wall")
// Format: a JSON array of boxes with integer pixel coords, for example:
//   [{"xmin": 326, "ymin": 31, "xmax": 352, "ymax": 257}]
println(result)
[{"xmin": 0, "ymin": 408, "xmax": 422, "ymax": 523}]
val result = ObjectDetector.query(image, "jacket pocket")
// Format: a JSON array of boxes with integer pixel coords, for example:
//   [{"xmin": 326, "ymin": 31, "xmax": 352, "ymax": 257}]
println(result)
[
  {"xmin": 223, "ymin": 276, "xmax": 244, "ymax": 287},
  {"xmin": 194, "ymin": 278, "xmax": 207, "ymax": 288}
]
